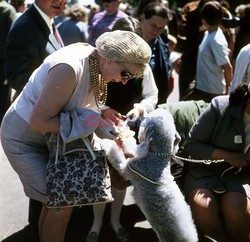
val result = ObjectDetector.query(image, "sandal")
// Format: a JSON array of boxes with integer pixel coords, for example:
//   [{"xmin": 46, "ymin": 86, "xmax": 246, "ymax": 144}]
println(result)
[
  {"xmin": 85, "ymin": 231, "xmax": 99, "ymax": 242},
  {"xmin": 113, "ymin": 227, "xmax": 129, "ymax": 242}
]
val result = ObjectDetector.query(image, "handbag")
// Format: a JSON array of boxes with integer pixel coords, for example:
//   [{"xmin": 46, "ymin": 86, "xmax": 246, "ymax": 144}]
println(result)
[{"xmin": 46, "ymin": 136, "xmax": 114, "ymax": 208}]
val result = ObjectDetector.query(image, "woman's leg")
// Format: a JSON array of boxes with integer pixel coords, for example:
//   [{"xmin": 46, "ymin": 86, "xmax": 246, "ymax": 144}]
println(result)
[
  {"xmin": 88, "ymin": 203, "xmax": 106, "ymax": 235},
  {"xmin": 187, "ymin": 188, "xmax": 230, "ymax": 242},
  {"xmin": 39, "ymin": 204, "xmax": 49, "ymax": 242},
  {"xmin": 41, "ymin": 206, "xmax": 72, "ymax": 242},
  {"xmin": 221, "ymin": 192, "xmax": 250, "ymax": 242},
  {"xmin": 110, "ymin": 187, "xmax": 127, "ymax": 232},
  {"xmin": 108, "ymin": 167, "xmax": 129, "ymax": 242}
]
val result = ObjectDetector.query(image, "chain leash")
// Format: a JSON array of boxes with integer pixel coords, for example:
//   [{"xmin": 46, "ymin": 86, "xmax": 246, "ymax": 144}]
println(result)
[
  {"xmin": 151, "ymin": 151, "xmax": 225, "ymax": 165},
  {"xmin": 173, "ymin": 154, "xmax": 224, "ymax": 165}
]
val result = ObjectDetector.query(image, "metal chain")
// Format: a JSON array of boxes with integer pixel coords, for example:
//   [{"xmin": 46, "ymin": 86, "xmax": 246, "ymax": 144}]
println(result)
[
  {"xmin": 151, "ymin": 151, "xmax": 224, "ymax": 165},
  {"xmin": 173, "ymin": 154, "xmax": 224, "ymax": 165}
]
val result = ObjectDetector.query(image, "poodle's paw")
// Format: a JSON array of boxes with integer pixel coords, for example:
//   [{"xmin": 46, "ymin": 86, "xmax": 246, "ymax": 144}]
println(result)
[{"xmin": 100, "ymin": 139, "xmax": 115, "ymax": 154}]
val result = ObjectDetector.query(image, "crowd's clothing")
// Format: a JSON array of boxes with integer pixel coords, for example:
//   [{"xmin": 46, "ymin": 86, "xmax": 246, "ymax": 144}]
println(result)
[
  {"xmin": 87, "ymin": 10, "xmax": 127, "ymax": 46},
  {"xmin": 178, "ymin": 0, "xmax": 204, "ymax": 99},
  {"xmin": 105, "ymin": 64, "xmax": 158, "ymax": 115},
  {"xmin": 184, "ymin": 95, "xmax": 250, "ymax": 198},
  {"xmin": 0, "ymin": 0, "xmax": 16, "ymax": 60},
  {"xmin": 158, "ymin": 100, "xmax": 209, "ymax": 154},
  {"xmin": 5, "ymin": 4, "xmax": 61, "ymax": 93},
  {"xmin": 196, "ymin": 28, "xmax": 229, "ymax": 95},
  {"xmin": 232, "ymin": 15, "xmax": 250, "ymax": 61},
  {"xmin": 149, "ymin": 36, "xmax": 170, "ymax": 105},
  {"xmin": 58, "ymin": 19, "xmax": 88, "ymax": 45},
  {"xmin": 0, "ymin": 0, "xmax": 16, "ymax": 123},
  {"xmin": 229, "ymin": 44, "xmax": 250, "ymax": 93},
  {"xmin": 1, "ymin": 43, "xmax": 97, "ymax": 203}
]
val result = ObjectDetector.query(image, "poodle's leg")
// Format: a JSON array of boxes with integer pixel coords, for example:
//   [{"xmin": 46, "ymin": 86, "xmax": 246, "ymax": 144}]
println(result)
[
  {"xmin": 100, "ymin": 139, "xmax": 115, "ymax": 154},
  {"xmin": 107, "ymin": 144, "xmax": 129, "ymax": 177}
]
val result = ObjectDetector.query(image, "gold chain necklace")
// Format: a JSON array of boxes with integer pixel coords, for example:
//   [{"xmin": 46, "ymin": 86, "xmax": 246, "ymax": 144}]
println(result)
[{"xmin": 89, "ymin": 57, "xmax": 107, "ymax": 109}]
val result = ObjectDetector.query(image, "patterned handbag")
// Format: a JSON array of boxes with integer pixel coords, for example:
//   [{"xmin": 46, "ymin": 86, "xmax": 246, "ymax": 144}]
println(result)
[{"xmin": 46, "ymin": 137, "xmax": 113, "ymax": 208}]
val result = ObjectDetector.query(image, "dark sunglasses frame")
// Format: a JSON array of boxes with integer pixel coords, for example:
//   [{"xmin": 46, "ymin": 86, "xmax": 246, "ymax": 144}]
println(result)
[{"xmin": 121, "ymin": 70, "xmax": 134, "ymax": 80}]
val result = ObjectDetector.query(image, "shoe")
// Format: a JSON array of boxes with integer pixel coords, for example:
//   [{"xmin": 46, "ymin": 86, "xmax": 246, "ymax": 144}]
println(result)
[
  {"xmin": 85, "ymin": 231, "xmax": 99, "ymax": 242},
  {"xmin": 113, "ymin": 227, "xmax": 129, "ymax": 242}
]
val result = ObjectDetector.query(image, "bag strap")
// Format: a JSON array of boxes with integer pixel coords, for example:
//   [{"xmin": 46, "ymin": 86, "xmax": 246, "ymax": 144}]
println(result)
[
  {"xmin": 82, "ymin": 137, "xmax": 96, "ymax": 160},
  {"xmin": 55, "ymin": 134, "xmax": 60, "ymax": 165},
  {"xmin": 54, "ymin": 133, "xmax": 97, "ymax": 164}
]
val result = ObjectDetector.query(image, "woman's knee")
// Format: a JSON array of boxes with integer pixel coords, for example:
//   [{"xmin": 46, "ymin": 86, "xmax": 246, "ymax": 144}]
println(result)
[
  {"xmin": 188, "ymin": 189, "xmax": 220, "ymax": 221},
  {"xmin": 47, "ymin": 207, "xmax": 73, "ymax": 223},
  {"xmin": 221, "ymin": 192, "xmax": 250, "ymax": 222}
]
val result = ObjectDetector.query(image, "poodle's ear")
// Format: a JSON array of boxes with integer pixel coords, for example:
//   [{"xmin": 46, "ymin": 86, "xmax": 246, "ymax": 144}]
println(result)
[{"xmin": 146, "ymin": 138, "xmax": 155, "ymax": 152}]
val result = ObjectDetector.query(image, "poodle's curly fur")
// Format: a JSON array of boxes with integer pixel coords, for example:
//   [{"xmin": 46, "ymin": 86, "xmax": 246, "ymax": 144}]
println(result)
[{"xmin": 102, "ymin": 109, "xmax": 198, "ymax": 242}]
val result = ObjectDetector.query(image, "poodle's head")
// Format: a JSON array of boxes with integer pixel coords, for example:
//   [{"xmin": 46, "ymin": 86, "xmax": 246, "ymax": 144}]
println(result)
[{"xmin": 138, "ymin": 108, "xmax": 180, "ymax": 156}]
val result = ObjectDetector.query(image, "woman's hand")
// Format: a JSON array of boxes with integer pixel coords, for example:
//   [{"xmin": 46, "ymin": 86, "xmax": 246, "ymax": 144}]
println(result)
[
  {"xmin": 126, "ymin": 107, "xmax": 143, "ymax": 125},
  {"xmin": 101, "ymin": 108, "xmax": 123, "ymax": 125},
  {"xmin": 212, "ymin": 148, "xmax": 249, "ymax": 168},
  {"xmin": 226, "ymin": 157, "xmax": 249, "ymax": 168}
]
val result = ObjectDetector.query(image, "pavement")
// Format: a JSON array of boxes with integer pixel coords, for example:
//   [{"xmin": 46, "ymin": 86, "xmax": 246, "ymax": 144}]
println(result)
[{"xmin": 0, "ymin": 139, "xmax": 157, "ymax": 242}]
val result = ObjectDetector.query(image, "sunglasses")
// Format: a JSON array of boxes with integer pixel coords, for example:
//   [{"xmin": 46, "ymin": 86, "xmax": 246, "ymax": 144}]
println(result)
[
  {"xmin": 121, "ymin": 70, "xmax": 134, "ymax": 80},
  {"xmin": 102, "ymin": 0, "xmax": 116, "ymax": 2}
]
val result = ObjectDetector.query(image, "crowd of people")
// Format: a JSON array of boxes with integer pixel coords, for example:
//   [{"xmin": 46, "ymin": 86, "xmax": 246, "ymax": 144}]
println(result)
[{"xmin": 0, "ymin": 0, "xmax": 250, "ymax": 241}]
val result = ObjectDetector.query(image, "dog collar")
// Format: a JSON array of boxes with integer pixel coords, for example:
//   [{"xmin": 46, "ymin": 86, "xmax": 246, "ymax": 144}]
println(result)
[{"xmin": 151, "ymin": 151, "xmax": 173, "ymax": 157}]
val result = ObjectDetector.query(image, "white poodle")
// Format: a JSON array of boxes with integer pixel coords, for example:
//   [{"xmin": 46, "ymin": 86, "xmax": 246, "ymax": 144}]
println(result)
[{"xmin": 101, "ymin": 108, "xmax": 198, "ymax": 242}]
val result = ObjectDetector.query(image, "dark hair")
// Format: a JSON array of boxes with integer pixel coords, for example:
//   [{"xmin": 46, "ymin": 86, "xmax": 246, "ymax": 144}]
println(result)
[
  {"xmin": 229, "ymin": 82, "xmax": 250, "ymax": 105},
  {"xmin": 200, "ymin": 1, "xmax": 223, "ymax": 26},
  {"xmin": 112, "ymin": 17, "xmax": 143, "ymax": 37},
  {"xmin": 220, "ymin": 0, "xmax": 230, "ymax": 10},
  {"xmin": 136, "ymin": 0, "xmax": 169, "ymax": 18},
  {"xmin": 143, "ymin": 2, "xmax": 172, "ymax": 21},
  {"xmin": 10, "ymin": 0, "xmax": 24, "ymax": 11}
]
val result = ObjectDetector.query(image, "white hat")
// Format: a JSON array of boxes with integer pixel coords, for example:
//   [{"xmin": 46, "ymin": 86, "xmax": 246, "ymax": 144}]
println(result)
[{"xmin": 95, "ymin": 30, "xmax": 152, "ymax": 65}]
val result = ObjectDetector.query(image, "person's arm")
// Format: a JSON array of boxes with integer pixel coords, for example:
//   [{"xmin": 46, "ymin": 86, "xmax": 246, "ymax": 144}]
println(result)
[
  {"xmin": 228, "ymin": 45, "xmax": 250, "ymax": 93},
  {"xmin": 139, "ymin": 64, "xmax": 158, "ymax": 113},
  {"xmin": 210, "ymin": 148, "xmax": 247, "ymax": 167},
  {"xmin": 222, "ymin": 62, "xmax": 232, "ymax": 93},
  {"xmin": 29, "ymin": 64, "xmax": 75, "ymax": 133},
  {"xmin": 125, "ymin": 67, "xmax": 159, "ymax": 122}
]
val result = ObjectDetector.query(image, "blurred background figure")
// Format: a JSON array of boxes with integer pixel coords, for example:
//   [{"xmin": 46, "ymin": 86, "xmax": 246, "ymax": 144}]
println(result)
[
  {"xmin": 232, "ymin": 4, "xmax": 250, "ymax": 66},
  {"xmin": 58, "ymin": 4, "xmax": 90, "ymax": 45},
  {"xmin": 10, "ymin": 0, "xmax": 26, "ymax": 21},
  {"xmin": 140, "ymin": 2, "xmax": 172, "ymax": 104},
  {"xmin": 136, "ymin": 0, "xmax": 169, "ymax": 20},
  {"xmin": 86, "ymin": 3, "xmax": 100, "ymax": 23},
  {"xmin": 87, "ymin": 0, "xmax": 127, "ymax": 46},
  {"xmin": 183, "ymin": 1, "xmax": 232, "ymax": 102},
  {"xmin": 0, "ymin": 0, "xmax": 16, "ymax": 124},
  {"xmin": 228, "ymin": 43, "xmax": 250, "ymax": 93},
  {"xmin": 177, "ymin": 0, "xmax": 212, "ymax": 100}
]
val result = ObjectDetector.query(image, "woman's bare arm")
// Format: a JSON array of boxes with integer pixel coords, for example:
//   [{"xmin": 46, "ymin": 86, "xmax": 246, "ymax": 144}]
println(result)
[{"xmin": 30, "ymin": 64, "xmax": 76, "ymax": 133}]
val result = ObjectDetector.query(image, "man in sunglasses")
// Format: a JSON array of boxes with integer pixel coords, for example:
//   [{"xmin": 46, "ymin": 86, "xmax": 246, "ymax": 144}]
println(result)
[{"xmin": 87, "ymin": 0, "xmax": 127, "ymax": 46}]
